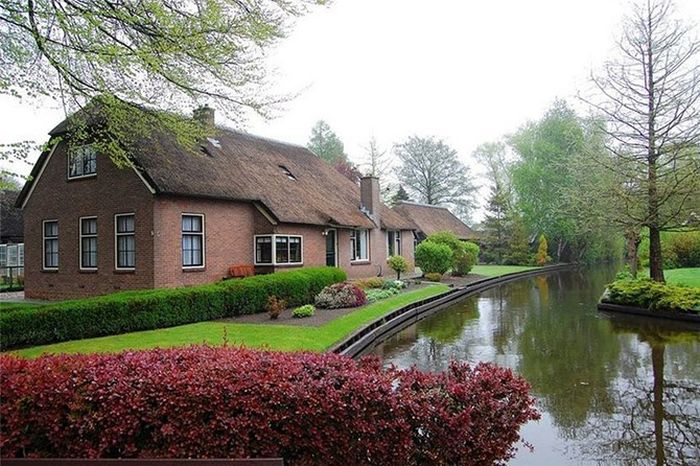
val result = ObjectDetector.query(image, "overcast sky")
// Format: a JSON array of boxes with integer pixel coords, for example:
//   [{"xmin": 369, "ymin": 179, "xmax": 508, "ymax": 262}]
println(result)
[{"xmin": 1, "ymin": 0, "xmax": 699, "ymax": 220}]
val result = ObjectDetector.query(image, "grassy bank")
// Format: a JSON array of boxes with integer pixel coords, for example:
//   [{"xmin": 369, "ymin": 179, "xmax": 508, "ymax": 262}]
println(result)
[
  {"xmin": 13, "ymin": 284, "xmax": 450, "ymax": 358},
  {"xmin": 664, "ymin": 268, "xmax": 700, "ymax": 288}
]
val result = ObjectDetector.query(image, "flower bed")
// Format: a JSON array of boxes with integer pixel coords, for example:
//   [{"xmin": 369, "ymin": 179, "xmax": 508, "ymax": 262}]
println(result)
[{"xmin": 0, "ymin": 346, "xmax": 539, "ymax": 464}]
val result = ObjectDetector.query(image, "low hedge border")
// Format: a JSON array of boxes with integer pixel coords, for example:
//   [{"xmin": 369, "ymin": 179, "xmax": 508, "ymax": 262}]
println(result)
[{"xmin": 0, "ymin": 267, "xmax": 346, "ymax": 350}]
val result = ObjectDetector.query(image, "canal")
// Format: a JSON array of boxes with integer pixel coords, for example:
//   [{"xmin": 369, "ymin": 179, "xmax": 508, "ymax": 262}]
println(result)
[{"xmin": 375, "ymin": 267, "xmax": 700, "ymax": 465}]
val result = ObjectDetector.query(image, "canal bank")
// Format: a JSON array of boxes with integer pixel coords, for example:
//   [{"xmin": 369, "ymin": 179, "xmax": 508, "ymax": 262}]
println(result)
[{"xmin": 374, "ymin": 265, "xmax": 700, "ymax": 465}]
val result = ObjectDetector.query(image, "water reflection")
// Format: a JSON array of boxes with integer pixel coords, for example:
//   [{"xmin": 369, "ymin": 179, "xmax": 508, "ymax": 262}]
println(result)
[{"xmin": 377, "ymin": 267, "xmax": 700, "ymax": 465}]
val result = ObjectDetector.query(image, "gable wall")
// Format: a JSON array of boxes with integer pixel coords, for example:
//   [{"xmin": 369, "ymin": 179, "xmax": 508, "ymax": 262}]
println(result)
[{"xmin": 23, "ymin": 142, "xmax": 155, "ymax": 300}]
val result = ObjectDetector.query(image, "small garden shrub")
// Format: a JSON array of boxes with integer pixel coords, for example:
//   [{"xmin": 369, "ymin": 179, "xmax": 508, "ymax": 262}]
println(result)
[
  {"xmin": 415, "ymin": 241, "xmax": 453, "ymax": 275},
  {"xmin": 366, "ymin": 288, "xmax": 400, "ymax": 303},
  {"xmin": 315, "ymin": 283, "xmax": 367, "ymax": 309},
  {"xmin": 424, "ymin": 272, "xmax": 443, "ymax": 282},
  {"xmin": 0, "ymin": 346, "xmax": 540, "ymax": 464},
  {"xmin": 0, "ymin": 267, "xmax": 346, "ymax": 350},
  {"xmin": 266, "ymin": 296, "xmax": 286, "ymax": 320},
  {"xmin": 383, "ymin": 279, "xmax": 407, "ymax": 290},
  {"xmin": 292, "ymin": 304, "xmax": 315, "ymax": 318},
  {"xmin": 605, "ymin": 278, "xmax": 700, "ymax": 313},
  {"xmin": 387, "ymin": 255, "xmax": 409, "ymax": 279},
  {"xmin": 353, "ymin": 277, "xmax": 385, "ymax": 290},
  {"xmin": 454, "ymin": 241, "xmax": 480, "ymax": 276}
]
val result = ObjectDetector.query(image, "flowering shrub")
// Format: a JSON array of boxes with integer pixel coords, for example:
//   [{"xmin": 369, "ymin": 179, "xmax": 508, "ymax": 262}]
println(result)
[
  {"xmin": 383, "ymin": 279, "xmax": 407, "ymax": 290},
  {"xmin": 314, "ymin": 283, "xmax": 367, "ymax": 309},
  {"xmin": 366, "ymin": 287, "xmax": 400, "ymax": 303},
  {"xmin": 0, "ymin": 347, "xmax": 539, "ymax": 464},
  {"xmin": 292, "ymin": 304, "xmax": 315, "ymax": 318}
]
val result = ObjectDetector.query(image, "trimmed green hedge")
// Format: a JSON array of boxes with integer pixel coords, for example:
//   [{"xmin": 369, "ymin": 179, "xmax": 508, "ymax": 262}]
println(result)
[
  {"xmin": 605, "ymin": 278, "xmax": 700, "ymax": 313},
  {"xmin": 0, "ymin": 267, "xmax": 346, "ymax": 350}
]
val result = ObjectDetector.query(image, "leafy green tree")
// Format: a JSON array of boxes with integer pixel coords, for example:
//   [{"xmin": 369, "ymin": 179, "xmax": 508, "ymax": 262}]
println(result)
[
  {"xmin": 0, "ymin": 0, "xmax": 324, "ymax": 171},
  {"xmin": 307, "ymin": 120, "xmax": 346, "ymax": 163},
  {"xmin": 395, "ymin": 136, "xmax": 477, "ymax": 221}
]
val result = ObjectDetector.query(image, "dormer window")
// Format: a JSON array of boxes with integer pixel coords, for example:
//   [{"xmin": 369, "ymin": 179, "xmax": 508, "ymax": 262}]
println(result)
[
  {"xmin": 279, "ymin": 165, "xmax": 296, "ymax": 180},
  {"xmin": 68, "ymin": 145, "xmax": 97, "ymax": 179}
]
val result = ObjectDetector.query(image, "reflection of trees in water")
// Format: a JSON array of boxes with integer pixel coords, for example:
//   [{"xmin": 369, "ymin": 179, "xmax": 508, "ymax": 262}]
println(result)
[
  {"xmin": 576, "ymin": 320, "xmax": 700, "ymax": 465},
  {"xmin": 517, "ymin": 288, "xmax": 621, "ymax": 436},
  {"xmin": 417, "ymin": 296, "xmax": 479, "ymax": 344}
]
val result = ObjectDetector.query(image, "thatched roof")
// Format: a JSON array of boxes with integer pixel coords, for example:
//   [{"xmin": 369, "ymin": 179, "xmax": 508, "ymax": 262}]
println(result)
[
  {"xmin": 392, "ymin": 201, "xmax": 477, "ymax": 240},
  {"xmin": 20, "ymin": 115, "xmax": 412, "ymax": 230},
  {"xmin": 1, "ymin": 190, "xmax": 23, "ymax": 243}
]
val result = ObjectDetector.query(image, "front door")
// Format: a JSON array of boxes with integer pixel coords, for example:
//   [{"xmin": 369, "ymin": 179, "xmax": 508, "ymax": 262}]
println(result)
[{"xmin": 325, "ymin": 229, "xmax": 337, "ymax": 266}]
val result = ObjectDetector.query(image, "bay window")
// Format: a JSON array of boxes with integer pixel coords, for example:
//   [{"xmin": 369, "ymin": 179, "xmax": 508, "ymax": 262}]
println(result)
[{"xmin": 255, "ymin": 235, "xmax": 303, "ymax": 265}]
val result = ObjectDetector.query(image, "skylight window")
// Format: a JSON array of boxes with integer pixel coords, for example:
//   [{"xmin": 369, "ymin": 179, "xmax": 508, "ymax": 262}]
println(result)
[{"xmin": 279, "ymin": 165, "xmax": 296, "ymax": 180}]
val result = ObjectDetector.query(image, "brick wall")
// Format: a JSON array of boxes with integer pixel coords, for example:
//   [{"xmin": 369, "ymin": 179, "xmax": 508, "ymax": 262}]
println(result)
[
  {"xmin": 152, "ymin": 196, "xmax": 260, "ymax": 288},
  {"xmin": 23, "ymin": 142, "xmax": 155, "ymax": 300}
]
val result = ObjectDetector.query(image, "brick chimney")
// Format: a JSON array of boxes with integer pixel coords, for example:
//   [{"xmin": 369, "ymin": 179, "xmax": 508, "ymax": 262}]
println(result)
[
  {"xmin": 360, "ymin": 176, "xmax": 381, "ymax": 226},
  {"xmin": 193, "ymin": 105, "xmax": 215, "ymax": 129}
]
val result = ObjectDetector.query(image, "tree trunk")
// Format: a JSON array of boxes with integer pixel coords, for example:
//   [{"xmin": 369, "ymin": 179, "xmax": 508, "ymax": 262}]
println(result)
[
  {"xmin": 625, "ymin": 230, "xmax": 641, "ymax": 277},
  {"xmin": 648, "ymin": 226, "xmax": 665, "ymax": 282}
]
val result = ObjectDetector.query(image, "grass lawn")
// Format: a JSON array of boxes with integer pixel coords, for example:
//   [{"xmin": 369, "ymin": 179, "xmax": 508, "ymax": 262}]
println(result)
[
  {"xmin": 663, "ymin": 268, "xmax": 700, "ymax": 287},
  {"xmin": 471, "ymin": 265, "xmax": 538, "ymax": 277},
  {"xmin": 13, "ymin": 284, "xmax": 450, "ymax": 358}
]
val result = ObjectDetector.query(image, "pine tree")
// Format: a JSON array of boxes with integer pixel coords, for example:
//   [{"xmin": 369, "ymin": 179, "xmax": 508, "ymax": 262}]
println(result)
[{"xmin": 390, "ymin": 185, "xmax": 411, "ymax": 206}]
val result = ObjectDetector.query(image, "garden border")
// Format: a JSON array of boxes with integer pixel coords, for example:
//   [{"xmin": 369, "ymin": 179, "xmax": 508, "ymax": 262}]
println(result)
[
  {"xmin": 330, "ymin": 263, "xmax": 572, "ymax": 358},
  {"xmin": 597, "ymin": 301, "xmax": 700, "ymax": 324}
]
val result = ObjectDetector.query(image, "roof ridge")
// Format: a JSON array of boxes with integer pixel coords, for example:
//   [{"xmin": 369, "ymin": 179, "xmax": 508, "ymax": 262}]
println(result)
[
  {"xmin": 395, "ymin": 200, "xmax": 450, "ymax": 210},
  {"xmin": 217, "ymin": 126, "xmax": 310, "ymax": 152}
]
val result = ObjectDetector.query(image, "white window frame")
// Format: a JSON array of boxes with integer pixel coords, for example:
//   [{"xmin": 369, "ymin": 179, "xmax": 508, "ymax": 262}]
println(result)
[
  {"xmin": 42, "ymin": 219, "xmax": 59, "ymax": 270},
  {"xmin": 79, "ymin": 216, "xmax": 98, "ymax": 270},
  {"xmin": 18, "ymin": 243, "xmax": 24, "ymax": 267},
  {"xmin": 67, "ymin": 144, "xmax": 97, "ymax": 180},
  {"xmin": 0, "ymin": 244, "xmax": 6, "ymax": 268},
  {"xmin": 181, "ymin": 213, "xmax": 206, "ymax": 269},
  {"xmin": 387, "ymin": 230, "xmax": 402, "ymax": 257},
  {"xmin": 351, "ymin": 229, "xmax": 370, "ymax": 262},
  {"xmin": 114, "ymin": 213, "xmax": 135, "ymax": 270},
  {"xmin": 253, "ymin": 234, "xmax": 303, "ymax": 266}
]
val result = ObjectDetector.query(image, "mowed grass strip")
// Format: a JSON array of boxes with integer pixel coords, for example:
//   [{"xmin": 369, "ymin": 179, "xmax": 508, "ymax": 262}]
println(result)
[
  {"xmin": 13, "ymin": 284, "xmax": 450, "ymax": 358},
  {"xmin": 663, "ymin": 268, "xmax": 700, "ymax": 288}
]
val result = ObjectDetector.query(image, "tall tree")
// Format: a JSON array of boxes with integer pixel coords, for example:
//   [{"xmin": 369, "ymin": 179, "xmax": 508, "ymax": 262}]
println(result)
[
  {"xmin": 395, "ymin": 135, "xmax": 477, "ymax": 220},
  {"xmin": 361, "ymin": 136, "xmax": 392, "ymax": 179},
  {"xmin": 0, "ymin": 0, "xmax": 324, "ymax": 172},
  {"xmin": 582, "ymin": 0, "xmax": 700, "ymax": 282},
  {"xmin": 307, "ymin": 120, "xmax": 346, "ymax": 163},
  {"xmin": 389, "ymin": 185, "xmax": 411, "ymax": 206}
]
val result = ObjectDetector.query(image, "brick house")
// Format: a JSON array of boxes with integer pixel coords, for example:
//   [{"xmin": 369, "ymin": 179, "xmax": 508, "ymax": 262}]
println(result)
[
  {"xmin": 16, "ymin": 108, "xmax": 414, "ymax": 300},
  {"xmin": 392, "ymin": 201, "xmax": 478, "ymax": 242}
]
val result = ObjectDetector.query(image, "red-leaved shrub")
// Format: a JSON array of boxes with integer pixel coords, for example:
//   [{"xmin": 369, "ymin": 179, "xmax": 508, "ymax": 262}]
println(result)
[
  {"xmin": 0, "ymin": 347, "xmax": 539, "ymax": 465},
  {"xmin": 314, "ymin": 282, "xmax": 367, "ymax": 309}
]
